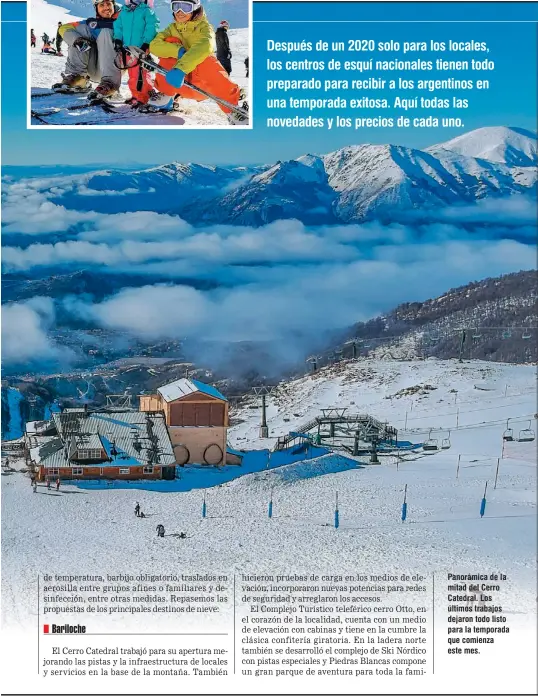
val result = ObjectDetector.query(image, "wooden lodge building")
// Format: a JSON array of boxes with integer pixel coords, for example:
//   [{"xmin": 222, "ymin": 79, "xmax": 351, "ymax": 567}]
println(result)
[
  {"xmin": 139, "ymin": 378, "xmax": 231, "ymax": 466},
  {"xmin": 31, "ymin": 409, "xmax": 176, "ymax": 481}
]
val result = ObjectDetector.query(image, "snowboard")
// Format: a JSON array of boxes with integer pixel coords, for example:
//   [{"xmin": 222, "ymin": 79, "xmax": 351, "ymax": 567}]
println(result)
[{"xmin": 30, "ymin": 87, "xmax": 184, "ymax": 125}]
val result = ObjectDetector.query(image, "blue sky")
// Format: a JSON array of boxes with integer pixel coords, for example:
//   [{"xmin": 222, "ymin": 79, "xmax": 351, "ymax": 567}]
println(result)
[{"xmin": 1, "ymin": 1, "xmax": 537, "ymax": 165}]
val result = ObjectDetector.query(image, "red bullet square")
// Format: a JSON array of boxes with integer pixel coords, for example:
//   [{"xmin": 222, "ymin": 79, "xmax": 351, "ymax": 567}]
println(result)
[{"xmin": 43, "ymin": 625, "xmax": 49, "ymax": 634}]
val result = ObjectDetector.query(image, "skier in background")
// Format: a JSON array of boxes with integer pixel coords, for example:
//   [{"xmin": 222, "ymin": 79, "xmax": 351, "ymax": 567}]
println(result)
[
  {"xmin": 31, "ymin": 29, "xmax": 37, "ymax": 47},
  {"xmin": 46, "ymin": 478, "xmax": 51, "ymax": 490},
  {"xmin": 146, "ymin": 0, "xmax": 247, "ymax": 123},
  {"xmin": 215, "ymin": 19, "xmax": 231, "ymax": 75},
  {"xmin": 135, "ymin": 502, "xmax": 140, "ymax": 516},
  {"xmin": 113, "ymin": 0, "xmax": 159, "ymax": 106},
  {"xmin": 55, "ymin": 21, "xmax": 64, "ymax": 55},
  {"xmin": 156, "ymin": 523, "xmax": 165, "ymax": 537},
  {"xmin": 41, "ymin": 33, "xmax": 57, "ymax": 54},
  {"xmin": 244, "ymin": 56, "xmax": 248, "ymax": 78},
  {"xmin": 56, "ymin": 477, "xmax": 61, "ymax": 491}
]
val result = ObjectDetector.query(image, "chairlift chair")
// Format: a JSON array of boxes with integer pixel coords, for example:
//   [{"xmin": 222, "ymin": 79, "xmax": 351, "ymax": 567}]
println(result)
[
  {"xmin": 522, "ymin": 330, "xmax": 532, "ymax": 340},
  {"xmin": 518, "ymin": 421, "xmax": 535, "ymax": 443},
  {"xmin": 502, "ymin": 329, "xmax": 512, "ymax": 339},
  {"xmin": 423, "ymin": 437, "xmax": 439, "ymax": 452},
  {"xmin": 441, "ymin": 432, "xmax": 451, "ymax": 449},
  {"xmin": 502, "ymin": 427, "xmax": 514, "ymax": 442},
  {"xmin": 472, "ymin": 327, "xmax": 482, "ymax": 339},
  {"xmin": 428, "ymin": 330, "xmax": 440, "ymax": 342}
]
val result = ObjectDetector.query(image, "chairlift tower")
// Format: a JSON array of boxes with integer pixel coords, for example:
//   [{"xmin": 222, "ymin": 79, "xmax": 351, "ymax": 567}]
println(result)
[
  {"xmin": 253, "ymin": 386, "xmax": 274, "ymax": 438},
  {"xmin": 306, "ymin": 355, "xmax": 320, "ymax": 373}
]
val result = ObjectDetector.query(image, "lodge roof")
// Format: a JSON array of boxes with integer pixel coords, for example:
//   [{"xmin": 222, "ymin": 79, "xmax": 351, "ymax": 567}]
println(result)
[
  {"xmin": 40, "ymin": 411, "xmax": 175, "ymax": 469},
  {"xmin": 157, "ymin": 378, "xmax": 227, "ymax": 403}
]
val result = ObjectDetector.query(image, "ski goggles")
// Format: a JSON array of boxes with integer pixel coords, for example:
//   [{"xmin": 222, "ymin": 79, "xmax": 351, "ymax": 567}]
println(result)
[{"xmin": 171, "ymin": 1, "xmax": 197, "ymax": 14}]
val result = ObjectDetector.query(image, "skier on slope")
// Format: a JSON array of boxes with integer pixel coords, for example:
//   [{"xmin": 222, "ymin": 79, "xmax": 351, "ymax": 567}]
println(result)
[
  {"xmin": 135, "ymin": 501, "xmax": 140, "ymax": 516},
  {"xmin": 55, "ymin": 21, "xmax": 64, "ymax": 55},
  {"xmin": 156, "ymin": 523, "xmax": 165, "ymax": 537},
  {"xmin": 244, "ymin": 56, "xmax": 248, "ymax": 78},
  {"xmin": 53, "ymin": 0, "xmax": 122, "ymax": 99},
  {"xmin": 215, "ymin": 20, "xmax": 231, "ymax": 75},
  {"xmin": 113, "ymin": 0, "xmax": 159, "ymax": 106},
  {"xmin": 145, "ymin": 0, "xmax": 248, "ymax": 123},
  {"xmin": 31, "ymin": 29, "xmax": 37, "ymax": 47}
]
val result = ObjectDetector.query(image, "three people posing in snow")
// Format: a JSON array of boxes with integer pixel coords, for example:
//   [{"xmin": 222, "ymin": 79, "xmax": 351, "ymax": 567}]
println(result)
[{"xmin": 52, "ymin": 0, "xmax": 247, "ymax": 121}]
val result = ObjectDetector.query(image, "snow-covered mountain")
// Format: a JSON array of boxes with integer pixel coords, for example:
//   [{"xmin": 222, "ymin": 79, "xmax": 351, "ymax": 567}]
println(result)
[
  {"xmin": 428, "ymin": 126, "xmax": 538, "ymax": 167},
  {"xmin": 10, "ymin": 125, "xmax": 536, "ymax": 223},
  {"xmin": 87, "ymin": 126, "xmax": 534, "ymax": 225}
]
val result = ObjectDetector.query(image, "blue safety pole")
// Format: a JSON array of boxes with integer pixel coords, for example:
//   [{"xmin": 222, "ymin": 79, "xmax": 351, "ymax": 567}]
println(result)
[
  {"xmin": 334, "ymin": 491, "xmax": 339, "ymax": 529},
  {"xmin": 401, "ymin": 484, "xmax": 408, "ymax": 522},
  {"xmin": 202, "ymin": 493, "xmax": 207, "ymax": 519},
  {"xmin": 268, "ymin": 490, "xmax": 273, "ymax": 519},
  {"xmin": 480, "ymin": 481, "xmax": 488, "ymax": 518}
]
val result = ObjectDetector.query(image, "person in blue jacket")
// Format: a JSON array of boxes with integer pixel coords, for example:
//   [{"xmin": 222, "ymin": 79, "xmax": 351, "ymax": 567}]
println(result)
[{"xmin": 113, "ymin": 0, "xmax": 159, "ymax": 105}]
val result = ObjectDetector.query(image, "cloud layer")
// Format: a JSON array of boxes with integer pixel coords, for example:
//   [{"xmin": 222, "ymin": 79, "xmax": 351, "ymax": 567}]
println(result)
[{"xmin": 1, "ymin": 173, "xmax": 536, "ymax": 368}]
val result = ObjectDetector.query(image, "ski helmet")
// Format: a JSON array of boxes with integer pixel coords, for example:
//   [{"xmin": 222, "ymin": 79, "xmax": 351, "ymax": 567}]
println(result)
[
  {"xmin": 171, "ymin": 0, "xmax": 200, "ymax": 15},
  {"xmin": 220, "ymin": 20, "xmax": 229, "ymax": 29}
]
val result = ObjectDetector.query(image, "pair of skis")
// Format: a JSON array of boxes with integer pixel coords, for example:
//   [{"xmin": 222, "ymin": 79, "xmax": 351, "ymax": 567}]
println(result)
[{"xmin": 116, "ymin": 45, "xmax": 249, "ymax": 121}]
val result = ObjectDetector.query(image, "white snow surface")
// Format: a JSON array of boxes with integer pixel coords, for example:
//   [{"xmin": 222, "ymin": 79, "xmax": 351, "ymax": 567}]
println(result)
[
  {"xmin": 30, "ymin": 0, "xmax": 249, "ymax": 127},
  {"xmin": 2, "ymin": 358, "xmax": 536, "ymax": 628},
  {"xmin": 428, "ymin": 126, "xmax": 537, "ymax": 168}
]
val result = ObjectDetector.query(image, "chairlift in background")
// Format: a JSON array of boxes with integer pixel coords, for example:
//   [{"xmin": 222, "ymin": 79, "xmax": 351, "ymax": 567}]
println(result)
[
  {"xmin": 502, "ymin": 329, "xmax": 512, "ymax": 339},
  {"xmin": 522, "ymin": 329, "xmax": 532, "ymax": 340},
  {"xmin": 472, "ymin": 327, "xmax": 482, "ymax": 339},
  {"xmin": 441, "ymin": 431, "xmax": 451, "ymax": 449},
  {"xmin": 502, "ymin": 419, "xmax": 514, "ymax": 441},
  {"xmin": 423, "ymin": 430, "xmax": 439, "ymax": 451},
  {"xmin": 427, "ymin": 330, "xmax": 440, "ymax": 343},
  {"xmin": 518, "ymin": 421, "xmax": 535, "ymax": 443}
]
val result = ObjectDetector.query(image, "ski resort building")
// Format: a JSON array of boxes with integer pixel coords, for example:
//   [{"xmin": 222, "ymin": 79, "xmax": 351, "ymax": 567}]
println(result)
[
  {"xmin": 139, "ymin": 379, "xmax": 229, "ymax": 466},
  {"xmin": 28, "ymin": 409, "xmax": 176, "ymax": 481}
]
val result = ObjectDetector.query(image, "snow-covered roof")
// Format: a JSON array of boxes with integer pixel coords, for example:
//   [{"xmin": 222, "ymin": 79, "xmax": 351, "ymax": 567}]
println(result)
[
  {"xmin": 44, "ymin": 411, "xmax": 176, "ymax": 468},
  {"xmin": 157, "ymin": 378, "xmax": 227, "ymax": 403}
]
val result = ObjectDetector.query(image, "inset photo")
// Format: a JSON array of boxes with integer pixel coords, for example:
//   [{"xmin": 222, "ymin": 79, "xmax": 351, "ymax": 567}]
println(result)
[{"xmin": 29, "ymin": 0, "xmax": 251, "ymax": 127}]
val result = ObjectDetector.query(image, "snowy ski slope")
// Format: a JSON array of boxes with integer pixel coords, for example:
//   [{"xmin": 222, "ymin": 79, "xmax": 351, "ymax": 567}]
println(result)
[{"xmin": 2, "ymin": 359, "xmax": 536, "ymax": 629}]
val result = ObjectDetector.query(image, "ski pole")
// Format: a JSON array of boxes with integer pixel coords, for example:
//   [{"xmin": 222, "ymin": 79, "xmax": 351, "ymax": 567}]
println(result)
[{"xmin": 124, "ymin": 47, "xmax": 248, "ymax": 119}]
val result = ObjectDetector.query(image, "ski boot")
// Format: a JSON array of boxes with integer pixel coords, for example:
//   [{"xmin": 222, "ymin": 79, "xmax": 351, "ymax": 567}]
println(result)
[
  {"xmin": 87, "ymin": 79, "xmax": 119, "ymax": 102},
  {"xmin": 138, "ymin": 89, "xmax": 174, "ymax": 113},
  {"xmin": 124, "ymin": 96, "xmax": 146, "ymax": 109},
  {"xmin": 227, "ymin": 99, "xmax": 249, "ymax": 126},
  {"xmin": 52, "ymin": 73, "xmax": 91, "ymax": 93}
]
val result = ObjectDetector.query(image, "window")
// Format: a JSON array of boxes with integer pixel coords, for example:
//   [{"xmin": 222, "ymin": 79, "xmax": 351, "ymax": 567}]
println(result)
[
  {"xmin": 72, "ymin": 467, "xmax": 83, "ymax": 476},
  {"xmin": 48, "ymin": 468, "xmax": 59, "ymax": 476},
  {"xmin": 78, "ymin": 449, "xmax": 102, "ymax": 460},
  {"xmin": 119, "ymin": 468, "xmax": 130, "ymax": 475},
  {"xmin": 143, "ymin": 465, "xmax": 154, "ymax": 474}
]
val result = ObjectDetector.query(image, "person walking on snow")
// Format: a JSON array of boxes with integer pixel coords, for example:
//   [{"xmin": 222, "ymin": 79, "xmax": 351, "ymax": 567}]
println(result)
[
  {"xmin": 135, "ymin": 502, "xmax": 140, "ymax": 516},
  {"xmin": 56, "ymin": 477, "xmax": 61, "ymax": 491},
  {"xmin": 46, "ymin": 478, "xmax": 51, "ymax": 490},
  {"xmin": 113, "ymin": 0, "xmax": 159, "ymax": 106},
  {"xmin": 31, "ymin": 29, "xmax": 37, "ymax": 47},
  {"xmin": 215, "ymin": 20, "xmax": 231, "ymax": 75},
  {"xmin": 53, "ymin": 0, "xmax": 122, "ymax": 98},
  {"xmin": 156, "ymin": 523, "xmax": 165, "ymax": 537},
  {"xmin": 56, "ymin": 21, "xmax": 64, "ymax": 55},
  {"xmin": 146, "ymin": 0, "xmax": 247, "ymax": 123}
]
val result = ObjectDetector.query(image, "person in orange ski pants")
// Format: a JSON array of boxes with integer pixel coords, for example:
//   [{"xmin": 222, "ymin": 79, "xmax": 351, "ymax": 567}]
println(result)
[{"xmin": 147, "ymin": 0, "xmax": 247, "ymax": 123}]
